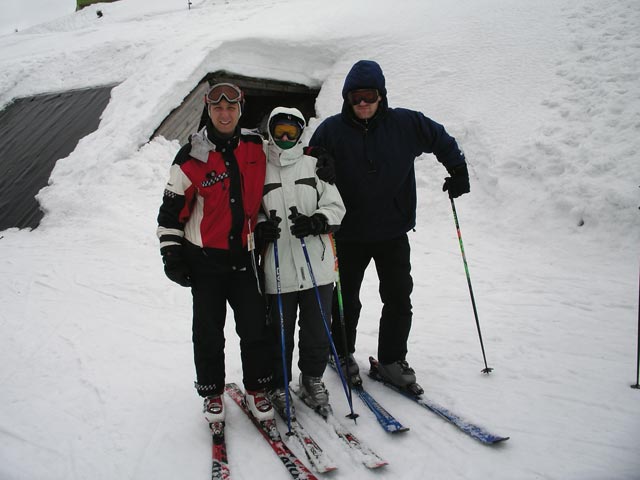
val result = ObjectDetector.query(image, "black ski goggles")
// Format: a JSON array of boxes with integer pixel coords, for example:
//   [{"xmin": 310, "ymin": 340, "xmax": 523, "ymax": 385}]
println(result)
[
  {"xmin": 347, "ymin": 88, "xmax": 379, "ymax": 105},
  {"xmin": 205, "ymin": 83, "xmax": 243, "ymax": 104}
]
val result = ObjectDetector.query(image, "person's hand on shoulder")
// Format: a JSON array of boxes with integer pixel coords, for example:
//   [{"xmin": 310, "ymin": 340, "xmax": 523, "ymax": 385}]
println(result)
[{"xmin": 305, "ymin": 146, "xmax": 336, "ymax": 184}]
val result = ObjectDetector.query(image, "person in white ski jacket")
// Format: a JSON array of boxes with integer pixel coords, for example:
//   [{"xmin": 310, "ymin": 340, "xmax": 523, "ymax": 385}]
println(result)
[{"xmin": 253, "ymin": 106, "xmax": 345, "ymax": 414}]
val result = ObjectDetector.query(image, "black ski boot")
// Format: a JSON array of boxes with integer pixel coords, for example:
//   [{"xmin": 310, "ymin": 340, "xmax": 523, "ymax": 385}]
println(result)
[{"xmin": 370, "ymin": 358, "xmax": 424, "ymax": 395}]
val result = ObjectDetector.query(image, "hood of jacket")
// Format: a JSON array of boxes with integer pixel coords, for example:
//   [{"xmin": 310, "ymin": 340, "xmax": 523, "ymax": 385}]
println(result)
[
  {"xmin": 340, "ymin": 59, "xmax": 389, "ymax": 124},
  {"xmin": 341, "ymin": 60, "xmax": 387, "ymax": 99},
  {"xmin": 265, "ymin": 106, "xmax": 306, "ymax": 167}
]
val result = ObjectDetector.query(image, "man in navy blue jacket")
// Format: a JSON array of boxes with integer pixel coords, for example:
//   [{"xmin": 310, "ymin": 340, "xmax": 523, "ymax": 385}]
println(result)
[{"xmin": 309, "ymin": 60, "xmax": 469, "ymax": 391}]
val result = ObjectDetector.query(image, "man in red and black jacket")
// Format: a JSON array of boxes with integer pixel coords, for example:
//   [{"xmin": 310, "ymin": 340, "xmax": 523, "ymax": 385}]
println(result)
[{"xmin": 157, "ymin": 83, "xmax": 274, "ymax": 424}]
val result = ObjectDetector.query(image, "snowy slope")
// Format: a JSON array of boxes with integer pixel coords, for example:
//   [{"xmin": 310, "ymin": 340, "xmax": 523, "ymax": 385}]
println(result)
[{"xmin": 0, "ymin": 1, "xmax": 639, "ymax": 479}]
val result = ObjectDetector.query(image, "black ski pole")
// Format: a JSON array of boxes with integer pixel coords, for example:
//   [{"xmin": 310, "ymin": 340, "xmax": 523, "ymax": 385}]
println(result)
[
  {"xmin": 270, "ymin": 210, "xmax": 294, "ymax": 432},
  {"xmin": 290, "ymin": 207, "xmax": 358, "ymax": 421},
  {"xmin": 632, "ymin": 265, "xmax": 640, "ymax": 389},
  {"xmin": 449, "ymin": 197, "xmax": 493, "ymax": 373}
]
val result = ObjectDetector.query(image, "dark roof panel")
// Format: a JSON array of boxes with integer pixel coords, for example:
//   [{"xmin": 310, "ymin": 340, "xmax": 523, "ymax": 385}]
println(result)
[{"xmin": 0, "ymin": 85, "xmax": 114, "ymax": 230}]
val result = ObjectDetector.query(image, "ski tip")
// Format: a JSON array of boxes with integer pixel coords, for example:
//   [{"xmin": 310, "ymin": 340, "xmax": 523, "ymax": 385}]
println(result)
[
  {"xmin": 366, "ymin": 460, "xmax": 389, "ymax": 469},
  {"xmin": 390, "ymin": 426, "xmax": 410, "ymax": 434},
  {"xmin": 320, "ymin": 465, "xmax": 339, "ymax": 473},
  {"xmin": 491, "ymin": 436, "xmax": 510, "ymax": 444}
]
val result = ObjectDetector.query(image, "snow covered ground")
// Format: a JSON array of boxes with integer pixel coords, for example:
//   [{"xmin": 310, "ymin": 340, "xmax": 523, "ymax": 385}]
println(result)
[{"xmin": 0, "ymin": 1, "xmax": 639, "ymax": 479}]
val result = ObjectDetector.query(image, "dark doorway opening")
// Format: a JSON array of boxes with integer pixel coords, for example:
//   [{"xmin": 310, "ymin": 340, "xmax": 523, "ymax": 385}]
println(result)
[
  {"xmin": 152, "ymin": 71, "xmax": 320, "ymax": 145},
  {"xmin": 0, "ymin": 85, "xmax": 114, "ymax": 231}
]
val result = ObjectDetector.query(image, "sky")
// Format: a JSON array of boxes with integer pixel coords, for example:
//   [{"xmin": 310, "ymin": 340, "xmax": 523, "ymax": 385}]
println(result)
[{"xmin": 0, "ymin": 1, "xmax": 639, "ymax": 479}]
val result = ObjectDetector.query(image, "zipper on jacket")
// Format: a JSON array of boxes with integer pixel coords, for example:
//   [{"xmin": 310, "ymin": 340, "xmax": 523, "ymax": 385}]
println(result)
[{"xmin": 363, "ymin": 124, "xmax": 377, "ymax": 174}]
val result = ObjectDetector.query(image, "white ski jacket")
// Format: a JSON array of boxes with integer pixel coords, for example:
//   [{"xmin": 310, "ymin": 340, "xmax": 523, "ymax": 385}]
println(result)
[{"xmin": 260, "ymin": 107, "xmax": 345, "ymax": 294}]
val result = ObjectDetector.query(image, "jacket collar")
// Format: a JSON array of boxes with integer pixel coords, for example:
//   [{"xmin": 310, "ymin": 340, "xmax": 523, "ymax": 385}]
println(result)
[
  {"xmin": 190, "ymin": 126, "xmax": 239, "ymax": 163},
  {"xmin": 266, "ymin": 141, "xmax": 304, "ymax": 167}
]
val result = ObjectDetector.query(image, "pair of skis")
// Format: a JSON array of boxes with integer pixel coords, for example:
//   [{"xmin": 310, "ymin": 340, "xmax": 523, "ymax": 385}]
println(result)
[
  {"xmin": 211, "ymin": 359, "xmax": 510, "ymax": 479},
  {"xmin": 337, "ymin": 356, "xmax": 509, "ymax": 444},
  {"xmin": 212, "ymin": 383, "xmax": 386, "ymax": 480},
  {"xmin": 213, "ymin": 383, "xmax": 317, "ymax": 480}
]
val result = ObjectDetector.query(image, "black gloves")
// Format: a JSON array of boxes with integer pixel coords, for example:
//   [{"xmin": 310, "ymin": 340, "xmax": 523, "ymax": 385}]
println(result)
[
  {"xmin": 442, "ymin": 164, "xmax": 470, "ymax": 199},
  {"xmin": 289, "ymin": 212, "xmax": 328, "ymax": 238},
  {"xmin": 161, "ymin": 245, "xmax": 192, "ymax": 287},
  {"xmin": 258, "ymin": 209, "xmax": 327, "ymax": 240},
  {"xmin": 255, "ymin": 215, "xmax": 282, "ymax": 244},
  {"xmin": 304, "ymin": 146, "xmax": 336, "ymax": 184}
]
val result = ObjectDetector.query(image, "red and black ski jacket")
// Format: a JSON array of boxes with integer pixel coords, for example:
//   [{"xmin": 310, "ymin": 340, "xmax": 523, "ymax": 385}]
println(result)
[{"xmin": 157, "ymin": 127, "xmax": 266, "ymax": 268}]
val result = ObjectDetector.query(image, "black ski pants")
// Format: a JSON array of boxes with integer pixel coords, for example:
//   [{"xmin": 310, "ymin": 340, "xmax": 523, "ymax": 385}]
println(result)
[
  {"xmin": 331, "ymin": 234, "xmax": 413, "ymax": 364},
  {"xmin": 185, "ymin": 246, "xmax": 274, "ymax": 397},
  {"xmin": 268, "ymin": 284, "xmax": 332, "ymax": 388}
]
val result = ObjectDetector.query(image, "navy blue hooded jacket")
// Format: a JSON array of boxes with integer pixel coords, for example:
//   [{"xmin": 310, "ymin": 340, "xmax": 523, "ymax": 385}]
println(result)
[{"xmin": 309, "ymin": 60, "xmax": 466, "ymax": 242}]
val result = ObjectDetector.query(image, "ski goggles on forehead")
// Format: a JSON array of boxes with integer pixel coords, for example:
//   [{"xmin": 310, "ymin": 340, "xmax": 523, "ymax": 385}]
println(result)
[
  {"xmin": 347, "ymin": 88, "xmax": 379, "ymax": 105},
  {"xmin": 205, "ymin": 83, "xmax": 243, "ymax": 104},
  {"xmin": 272, "ymin": 122, "xmax": 301, "ymax": 140}
]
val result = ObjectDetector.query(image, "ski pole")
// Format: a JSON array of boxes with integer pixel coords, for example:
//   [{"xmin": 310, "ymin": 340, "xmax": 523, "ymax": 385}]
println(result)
[
  {"xmin": 290, "ymin": 207, "xmax": 358, "ymax": 421},
  {"xmin": 270, "ymin": 210, "xmax": 294, "ymax": 432},
  {"xmin": 329, "ymin": 234, "xmax": 355, "ymax": 398},
  {"xmin": 632, "ymin": 265, "xmax": 640, "ymax": 390},
  {"xmin": 449, "ymin": 197, "xmax": 493, "ymax": 374}
]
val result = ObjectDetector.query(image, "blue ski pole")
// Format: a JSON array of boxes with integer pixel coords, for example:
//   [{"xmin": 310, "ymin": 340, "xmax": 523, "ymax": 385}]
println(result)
[
  {"xmin": 270, "ymin": 210, "xmax": 294, "ymax": 432},
  {"xmin": 289, "ymin": 207, "xmax": 358, "ymax": 421}
]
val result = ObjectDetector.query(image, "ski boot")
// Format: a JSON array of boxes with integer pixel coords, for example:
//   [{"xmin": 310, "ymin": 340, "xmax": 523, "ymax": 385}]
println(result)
[
  {"xmin": 330, "ymin": 353, "xmax": 362, "ymax": 386},
  {"xmin": 298, "ymin": 374, "xmax": 332, "ymax": 418},
  {"xmin": 245, "ymin": 389, "xmax": 275, "ymax": 421},
  {"xmin": 370, "ymin": 358, "xmax": 424, "ymax": 396},
  {"xmin": 203, "ymin": 394, "xmax": 225, "ymax": 425},
  {"xmin": 268, "ymin": 386, "xmax": 296, "ymax": 419}
]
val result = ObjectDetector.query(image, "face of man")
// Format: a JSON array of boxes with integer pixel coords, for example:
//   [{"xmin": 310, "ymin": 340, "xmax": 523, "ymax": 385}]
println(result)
[
  {"xmin": 347, "ymin": 89, "xmax": 382, "ymax": 121},
  {"xmin": 208, "ymin": 99, "xmax": 241, "ymax": 136},
  {"xmin": 353, "ymin": 98, "xmax": 380, "ymax": 120}
]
